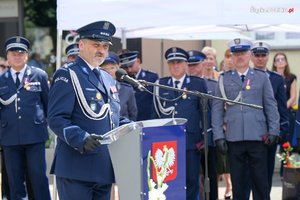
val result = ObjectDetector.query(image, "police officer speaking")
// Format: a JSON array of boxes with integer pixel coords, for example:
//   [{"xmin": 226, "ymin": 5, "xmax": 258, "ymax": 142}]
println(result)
[
  {"xmin": 0, "ymin": 36, "xmax": 51, "ymax": 199},
  {"xmin": 48, "ymin": 21, "xmax": 120, "ymax": 200},
  {"xmin": 212, "ymin": 38, "xmax": 280, "ymax": 200}
]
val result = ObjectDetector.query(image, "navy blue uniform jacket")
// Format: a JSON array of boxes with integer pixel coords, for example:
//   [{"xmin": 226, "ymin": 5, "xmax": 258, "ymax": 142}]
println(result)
[
  {"xmin": 0, "ymin": 66, "xmax": 49, "ymax": 145},
  {"xmin": 48, "ymin": 57, "xmax": 120, "ymax": 183},
  {"xmin": 136, "ymin": 69, "xmax": 158, "ymax": 121},
  {"xmin": 154, "ymin": 75, "xmax": 208, "ymax": 149}
]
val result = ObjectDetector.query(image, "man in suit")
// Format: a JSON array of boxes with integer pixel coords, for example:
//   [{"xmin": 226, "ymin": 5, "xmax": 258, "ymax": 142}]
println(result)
[
  {"xmin": 243, "ymin": 41, "xmax": 289, "ymax": 199},
  {"xmin": 212, "ymin": 38, "xmax": 280, "ymax": 200},
  {"xmin": 48, "ymin": 21, "xmax": 120, "ymax": 200},
  {"xmin": 118, "ymin": 50, "xmax": 159, "ymax": 121},
  {"xmin": 0, "ymin": 36, "xmax": 51, "ymax": 199},
  {"xmin": 101, "ymin": 51, "xmax": 138, "ymax": 121},
  {"xmin": 153, "ymin": 47, "xmax": 208, "ymax": 200}
]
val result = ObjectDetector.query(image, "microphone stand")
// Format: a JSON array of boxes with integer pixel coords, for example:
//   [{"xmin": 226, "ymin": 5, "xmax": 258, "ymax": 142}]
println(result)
[{"xmin": 138, "ymin": 79, "xmax": 262, "ymax": 200}]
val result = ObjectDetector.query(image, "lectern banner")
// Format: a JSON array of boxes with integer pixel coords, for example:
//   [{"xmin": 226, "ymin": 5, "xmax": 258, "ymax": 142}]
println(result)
[{"xmin": 142, "ymin": 124, "xmax": 186, "ymax": 200}]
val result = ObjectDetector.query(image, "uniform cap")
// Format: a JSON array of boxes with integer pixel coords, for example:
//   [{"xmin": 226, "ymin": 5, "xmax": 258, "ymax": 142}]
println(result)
[
  {"xmin": 165, "ymin": 47, "xmax": 188, "ymax": 62},
  {"xmin": 5, "ymin": 36, "xmax": 30, "ymax": 52},
  {"xmin": 103, "ymin": 51, "xmax": 120, "ymax": 65},
  {"xmin": 118, "ymin": 51, "xmax": 139, "ymax": 68},
  {"xmin": 187, "ymin": 50, "xmax": 206, "ymax": 64},
  {"xmin": 65, "ymin": 43, "xmax": 79, "ymax": 57},
  {"xmin": 228, "ymin": 38, "xmax": 253, "ymax": 52},
  {"xmin": 251, "ymin": 42, "xmax": 270, "ymax": 54},
  {"xmin": 76, "ymin": 21, "xmax": 116, "ymax": 44}
]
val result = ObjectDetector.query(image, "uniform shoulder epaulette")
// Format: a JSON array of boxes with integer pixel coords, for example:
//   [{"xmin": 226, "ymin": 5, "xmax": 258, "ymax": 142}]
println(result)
[
  {"xmin": 254, "ymin": 68, "xmax": 265, "ymax": 73},
  {"xmin": 120, "ymin": 82, "xmax": 132, "ymax": 88},
  {"xmin": 159, "ymin": 76, "xmax": 171, "ymax": 81},
  {"xmin": 189, "ymin": 75, "xmax": 202, "ymax": 80},
  {"xmin": 144, "ymin": 69, "xmax": 158, "ymax": 76},
  {"xmin": 63, "ymin": 62, "xmax": 76, "ymax": 69},
  {"xmin": 29, "ymin": 66, "xmax": 47, "ymax": 75},
  {"xmin": 207, "ymin": 78, "xmax": 217, "ymax": 83},
  {"xmin": 223, "ymin": 70, "xmax": 233, "ymax": 74}
]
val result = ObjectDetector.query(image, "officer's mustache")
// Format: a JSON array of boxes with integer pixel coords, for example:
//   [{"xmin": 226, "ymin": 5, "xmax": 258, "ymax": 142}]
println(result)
[{"xmin": 95, "ymin": 52, "xmax": 105, "ymax": 57}]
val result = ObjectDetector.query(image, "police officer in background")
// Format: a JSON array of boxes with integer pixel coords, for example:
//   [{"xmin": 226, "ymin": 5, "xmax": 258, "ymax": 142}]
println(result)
[
  {"xmin": 118, "ymin": 50, "xmax": 159, "ymax": 121},
  {"xmin": 65, "ymin": 43, "xmax": 79, "ymax": 62},
  {"xmin": 101, "ymin": 51, "xmax": 138, "ymax": 121},
  {"xmin": 187, "ymin": 50, "xmax": 219, "ymax": 200},
  {"xmin": 244, "ymin": 41, "xmax": 289, "ymax": 199},
  {"xmin": 48, "ymin": 21, "xmax": 120, "ymax": 200},
  {"xmin": 153, "ymin": 47, "xmax": 208, "ymax": 200},
  {"xmin": 0, "ymin": 36, "xmax": 51, "ymax": 199},
  {"xmin": 187, "ymin": 50, "xmax": 206, "ymax": 77},
  {"xmin": 212, "ymin": 38, "xmax": 280, "ymax": 200}
]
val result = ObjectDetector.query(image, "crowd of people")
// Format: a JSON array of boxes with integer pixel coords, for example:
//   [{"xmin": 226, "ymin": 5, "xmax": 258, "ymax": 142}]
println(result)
[{"xmin": 0, "ymin": 20, "xmax": 299, "ymax": 200}]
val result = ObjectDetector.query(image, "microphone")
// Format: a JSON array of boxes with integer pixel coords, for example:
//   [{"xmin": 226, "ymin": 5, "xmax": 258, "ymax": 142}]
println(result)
[{"xmin": 115, "ymin": 69, "xmax": 145, "ymax": 91}]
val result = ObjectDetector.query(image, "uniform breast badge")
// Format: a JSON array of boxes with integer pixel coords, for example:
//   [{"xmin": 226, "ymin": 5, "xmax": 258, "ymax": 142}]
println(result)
[
  {"xmin": 90, "ymin": 101, "xmax": 97, "ymax": 111},
  {"xmin": 246, "ymin": 79, "xmax": 251, "ymax": 90},
  {"xmin": 96, "ymin": 92, "xmax": 102, "ymax": 100}
]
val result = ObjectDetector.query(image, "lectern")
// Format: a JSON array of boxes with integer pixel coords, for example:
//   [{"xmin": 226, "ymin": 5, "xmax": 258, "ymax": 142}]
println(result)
[{"xmin": 102, "ymin": 118, "xmax": 187, "ymax": 200}]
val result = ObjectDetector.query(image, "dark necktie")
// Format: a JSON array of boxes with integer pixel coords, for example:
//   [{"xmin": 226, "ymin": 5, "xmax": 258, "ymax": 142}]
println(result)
[
  {"xmin": 175, "ymin": 80, "xmax": 180, "ymax": 88},
  {"xmin": 93, "ymin": 68, "xmax": 102, "ymax": 84},
  {"xmin": 15, "ymin": 72, "xmax": 20, "ymax": 88},
  {"xmin": 241, "ymin": 75, "xmax": 245, "ymax": 83},
  {"xmin": 93, "ymin": 68, "xmax": 100, "ymax": 80}
]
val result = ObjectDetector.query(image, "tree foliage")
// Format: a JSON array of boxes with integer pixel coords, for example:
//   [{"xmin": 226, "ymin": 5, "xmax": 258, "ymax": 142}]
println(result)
[{"xmin": 24, "ymin": 0, "xmax": 56, "ymax": 27}]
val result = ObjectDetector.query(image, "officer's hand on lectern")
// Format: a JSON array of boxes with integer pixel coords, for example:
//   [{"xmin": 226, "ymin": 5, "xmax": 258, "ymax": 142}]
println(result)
[
  {"xmin": 264, "ymin": 134, "xmax": 278, "ymax": 146},
  {"xmin": 216, "ymin": 139, "xmax": 228, "ymax": 155},
  {"xmin": 83, "ymin": 134, "xmax": 103, "ymax": 152}
]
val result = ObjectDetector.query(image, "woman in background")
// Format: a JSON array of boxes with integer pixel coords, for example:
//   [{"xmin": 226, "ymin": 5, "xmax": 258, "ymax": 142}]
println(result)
[
  {"xmin": 272, "ymin": 52, "xmax": 297, "ymax": 176},
  {"xmin": 272, "ymin": 52, "xmax": 297, "ymax": 142}
]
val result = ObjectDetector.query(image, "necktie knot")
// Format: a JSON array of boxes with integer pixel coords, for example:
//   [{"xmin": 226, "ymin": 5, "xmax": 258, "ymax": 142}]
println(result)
[
  {"xmin": 175, "ymin": 80, "xmax": 180, "ymax": 88},
  {"xmin": 241, "ymin": 75, "xmax": 245, "ymax": 83},
  {"xmin": 15, "ymin": 72, "xmax": 20, "ymax": 88}
]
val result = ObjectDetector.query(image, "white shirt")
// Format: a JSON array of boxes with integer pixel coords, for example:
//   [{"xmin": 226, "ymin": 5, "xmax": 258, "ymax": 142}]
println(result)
[
  {"xmin": 172, "ymin": 75, "xmax": 186, "ymax": 89},
  {"xmin": 10, "ymin": 66, "xmax": 26, "ymax": 84}
]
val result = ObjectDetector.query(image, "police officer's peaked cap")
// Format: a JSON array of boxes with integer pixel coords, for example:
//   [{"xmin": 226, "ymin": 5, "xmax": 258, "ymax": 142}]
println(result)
[
  {"xmin": 76, "ymin": 21, "xmax": 116, "ymax": 44},
  {"xmin": 103, "ymin": 51, "xmax": 120, "ymax": 65},
  {"xmin": 165, "ymin": 47, "xmax": 188, "ymax": 62},
  {"xmin": 118, "ymin": 51, "xmax": 139, "ymax": 68},
  {"xmin": 5, "ymin": 36, "xmax": 30, "ymax": 52},
  {"xmin": 228, "ymin": 38, "xmax": 253, "ymax": 53},
  {"xmin": 65, "ymin": 43, "xmax": 79, "ymax": 57},
  {"xmin": 187, "ymin": 50, "xmax": 206, "ymax": 64},
  {"xmin": 251, "ymin": 42, "xmax": 270, "ymax": 54}
]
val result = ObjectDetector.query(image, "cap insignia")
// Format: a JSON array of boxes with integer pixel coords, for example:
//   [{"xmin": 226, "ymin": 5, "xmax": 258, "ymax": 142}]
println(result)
[
  {"xmin": 234, "ymin": 38, "xmax": 241, "ymax": 45},
  {"xmin": 103, "ymin": 22, "xmax": 110, "ymax": 30}
]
